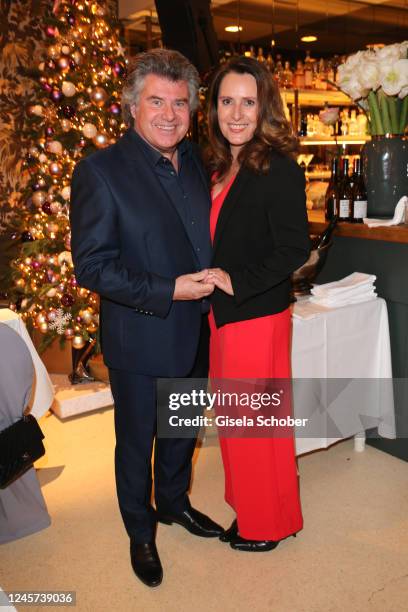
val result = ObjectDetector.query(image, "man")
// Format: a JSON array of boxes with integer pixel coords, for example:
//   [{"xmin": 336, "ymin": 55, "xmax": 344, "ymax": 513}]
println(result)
[{"xmin": 70, "ymin": 49, "xmax": 223, "ymax": 588}]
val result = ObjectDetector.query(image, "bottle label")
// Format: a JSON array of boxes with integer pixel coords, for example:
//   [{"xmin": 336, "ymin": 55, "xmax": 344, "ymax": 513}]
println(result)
[
  {"xmin": 339, "ymin": 199, "xmax": 350, "ymax": 217},
  {"xmin": 354, "ymin": 200, "xmax": 367, "ymax": 219}
]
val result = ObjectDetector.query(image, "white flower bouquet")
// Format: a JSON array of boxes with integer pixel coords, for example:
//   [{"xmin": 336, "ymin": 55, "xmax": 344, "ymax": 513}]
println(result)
[{"xmin": 336, "ymin": 41, "xmax": 408, "ymax": 135}]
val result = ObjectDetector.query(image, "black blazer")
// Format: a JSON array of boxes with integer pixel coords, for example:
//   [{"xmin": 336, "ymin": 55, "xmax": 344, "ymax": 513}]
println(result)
[
  {"xmin": 211, "ymin": 153, "xmax": 310, "ymax": 327},
  {"xmin": 70, "ymin": 129, "xmax": 211, "ymax": 376}
]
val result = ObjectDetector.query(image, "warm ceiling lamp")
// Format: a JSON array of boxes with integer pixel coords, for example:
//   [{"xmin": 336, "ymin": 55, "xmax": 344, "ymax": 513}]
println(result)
[
  {"xmin": 301, "ymin": 35, "xmax": 317, "ymax": 42},
  {"xmin": 225, "ymin": 25, "xmax": 243, "ymax": 32}
]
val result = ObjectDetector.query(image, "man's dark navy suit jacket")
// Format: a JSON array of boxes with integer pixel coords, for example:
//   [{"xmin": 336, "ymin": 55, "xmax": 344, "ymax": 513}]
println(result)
[{"xmin": 70, "ymin": 128, "xmax": 211, "ymax": 377}]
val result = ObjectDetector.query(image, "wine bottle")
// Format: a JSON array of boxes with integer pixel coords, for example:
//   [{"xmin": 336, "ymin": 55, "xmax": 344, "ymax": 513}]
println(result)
[
  {"xmin": 338, "ymin": 158, "xmax": 352, "ymax": 222},
  {"xmin": 310, "ymin": 215, "xmax": 338, "ymax": 249},
  {"xmin": 351, "ymin": 157, "xmax": 367, "ymax": 223},
  {"xmin": 324, "ymin": 157, "xmax": 339, "ymax": 221}
]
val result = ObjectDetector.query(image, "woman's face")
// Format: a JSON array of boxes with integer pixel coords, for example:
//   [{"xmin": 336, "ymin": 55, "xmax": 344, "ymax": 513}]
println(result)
[{"xmin": 217, "ymin": 71, "xmax": 258, "ymax": 158}]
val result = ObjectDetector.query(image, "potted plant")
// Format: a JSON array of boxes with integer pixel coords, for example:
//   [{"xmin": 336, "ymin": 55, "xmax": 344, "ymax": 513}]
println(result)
[{"xmin": 336, "ymin": 42, "xmax": 408, "ymax": 217}]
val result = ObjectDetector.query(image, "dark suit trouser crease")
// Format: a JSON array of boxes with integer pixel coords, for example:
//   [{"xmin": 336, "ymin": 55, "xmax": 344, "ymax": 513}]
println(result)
[{"xmin": 109, "ymin": 316, "xmax": 209, "ymax": 544}]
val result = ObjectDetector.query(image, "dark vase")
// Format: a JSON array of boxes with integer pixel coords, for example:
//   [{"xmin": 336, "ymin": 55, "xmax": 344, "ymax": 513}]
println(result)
[{"xmin": 362, "ymin": 135, "xmax": 408, "ymax": 218}]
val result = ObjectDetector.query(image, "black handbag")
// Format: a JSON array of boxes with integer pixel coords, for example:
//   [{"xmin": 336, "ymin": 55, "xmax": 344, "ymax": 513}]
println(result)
[{"xmin": 0, "ymin": 414, "xmax": 45, "ymax": 488}]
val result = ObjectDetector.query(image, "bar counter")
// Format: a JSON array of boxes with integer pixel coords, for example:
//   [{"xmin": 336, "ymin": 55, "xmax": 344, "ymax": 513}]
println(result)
[
  {"xmin": 308, "ymin": 210, "xmax": 408, "ymax": 244},
  {"xmin": 309, "ymin": 209, "xmax": 408, "ymax": 461}
]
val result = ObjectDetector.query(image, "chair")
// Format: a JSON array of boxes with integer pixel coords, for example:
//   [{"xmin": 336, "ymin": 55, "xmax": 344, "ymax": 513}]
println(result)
[{"xmin": 0, "ymin": 324, "xmax": 50, "ymax": 544}]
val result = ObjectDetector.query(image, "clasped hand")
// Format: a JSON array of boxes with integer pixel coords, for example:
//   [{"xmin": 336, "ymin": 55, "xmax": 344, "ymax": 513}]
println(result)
[{"xmin": 173, "ymin": 268, "xmax": 233, "ymax": 300}]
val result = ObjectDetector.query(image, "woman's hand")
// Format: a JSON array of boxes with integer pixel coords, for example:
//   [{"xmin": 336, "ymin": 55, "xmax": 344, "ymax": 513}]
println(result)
[{"xmin": 205, "ymin": 268, "xmax": 234, "ymax": 296}]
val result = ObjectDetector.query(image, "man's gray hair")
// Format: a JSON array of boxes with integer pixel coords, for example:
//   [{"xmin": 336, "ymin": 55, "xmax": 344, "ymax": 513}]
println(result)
[{"xmin": 121, "ymin": 48, "xmax": 200, "ymax": 126}]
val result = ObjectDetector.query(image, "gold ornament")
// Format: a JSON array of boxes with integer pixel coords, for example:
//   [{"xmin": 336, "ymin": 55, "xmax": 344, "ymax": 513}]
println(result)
[
  {"xmin": 46, "ymin": 288, "xmax": 57, "ymax": 297},
  {"xmin": 61, "ymin": 186, "xmax": 71, "ymax": 200},
  {"xmin": 50, "ymin": 201, "xmax": 62, "ymax": 214},
  {"xmin": 27, "ymin": 105, "xmax": 44, "ymax": 117},
  {"xmin": 87, "ymin": 322, "xmax": 98, "ymax": 333},
  {"xmin": 28, "ymin": 146, "xmax": 40, "ymax": 157},
  {"xmin": 47, "ymin": 141, "xmax": 63, "ymax": 155},
  {"xmin": 36, "ymin": 312, "xmax": 47, "ymax": 326},
  {"xmin": 47, "ymin": 44, "xmax": 61, "ymax": 59},
  {"xmin": 39, "ymin": 322, "xmax": 49, "ymax": 334},
  {"xmin": 46, "ymin": 222, "xmax": 59, "ymax": 236},
  {"xmin": 93, "ymin": 132, "xmax": 108, "ymax": 148},
  {"xmin": 32, "ymin": 190, "xmax": 47, "ymax": 207},
  {"xmin": 79, "ymin": 308, "xmax": 93, "ymax": 324},
  {"xmin": 15, "ymin": 278, "xmax": 25, "ymax": 288},
  {"xmin": 57, "ymin": 251, "xmax": 73, "ymax": 266},
  {"xmin": 82, "ymin": 123, "xmax": 97, "ymax": 139},
  {"xmin": 90, "ymin": 86, "xmax": 108, "ymax": 107},
  {"xmin": 78, "ymin": 287, "xmax": 89, "ymax": 298},
  {"xmin": 72, "ymin": 335, "xmax": 86, "ymax": 349},
  {"xmin": 49, "ymin": 162, "xmax": 62, "ymax": 176},
  {"xmin": 58, "ymin": 57, "xmax": 70, "ymax": 72},
  {"xmin": 61, "ymin": 45, "xmax": 70, "ymax": 55},
  {"xmin": 62, "ymin": 81, "xmax": 76, "ymax": 97},
  {"xmin": 60, "ymin": 119, "xmax": 72, "ymax": 132},
  {"xmin": 72, "ymin": 51, "xmax": 83, "ymax": 65}
]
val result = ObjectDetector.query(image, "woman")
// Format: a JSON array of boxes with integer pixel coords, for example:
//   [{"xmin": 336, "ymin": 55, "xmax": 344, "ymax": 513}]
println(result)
[{"xmin": 205, "ymin": 57, "xmax": 310, "ymax": 551}]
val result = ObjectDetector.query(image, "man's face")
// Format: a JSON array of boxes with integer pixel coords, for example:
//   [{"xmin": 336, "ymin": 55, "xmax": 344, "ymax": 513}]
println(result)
[{"xmin": 130, "ymin": 74, "xmax": 191, "ymax": 155}]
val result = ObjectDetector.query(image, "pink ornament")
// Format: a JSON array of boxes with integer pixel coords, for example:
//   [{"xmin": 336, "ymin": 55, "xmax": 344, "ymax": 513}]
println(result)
[{"xmin": 45, "ymin": 25, "xmax": 56, "ymax": 37}]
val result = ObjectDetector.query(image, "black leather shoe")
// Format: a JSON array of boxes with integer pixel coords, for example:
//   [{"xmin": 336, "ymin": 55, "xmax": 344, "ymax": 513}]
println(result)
[
  {"xmin": 230, "ymin": 533, "xmax": 296, "ymax": 552},
  {"xmin": 219, "ymin": 519, "xmax": 238, "ymax": 542},
  {"xmin": 156, "ymin": 507, "xmax": 224, "ymax": 538},
  {"xmin": 130, "ymin": 540, "xmax": 163, "ymax": 587},
  {"xmin": 230, "ymin": 535, "xmax": 280, "ymax": 552}
]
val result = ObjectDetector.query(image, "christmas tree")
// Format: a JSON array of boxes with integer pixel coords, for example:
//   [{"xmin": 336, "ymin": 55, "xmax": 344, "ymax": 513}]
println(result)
[{"xmin": 9, "ymin": 0, "xmax": 126, "ymax": 354}]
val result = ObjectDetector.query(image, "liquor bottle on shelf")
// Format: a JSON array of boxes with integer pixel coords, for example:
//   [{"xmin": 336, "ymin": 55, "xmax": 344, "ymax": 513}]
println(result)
[
  {"xmin": 311, "ymin": 215, "xmax": 338, "ymax": 249},
  {"xmin": 274, "ymin": 54, "xmax": 284, "ymax": 85},
  {"xmin": 282, "ymin": 61, "xmax": 294, "ymax": 88},
  {"xmin": 351, "ymin": 157, "xmax": 368, "ymax": 223},
  {"xmin": 326, "ymin": 60, "xmax": 335, "ymax": 89},
  {"xmin": 299, "ymin": 112, "xmax": 308, "ymax": 137},
  {"xmin": 349, "ymin": 109, "xmax": 359, "ymax": 135},
  {"xmin": 294, "ymin": 60, "xmax": 305, "ymax": 88},
  {"xmin": 266, "ymin": 52, "xmax": 274, "ymax": 72},
  {"xmin": 338, "ymin": 158, "xmax": 352, "ymax": 222},
  {"xmin": 357, "ymin": 110, "xmax": 368, "ymax": 135},
  {"xmin": 324, "ymin": 157, "xmax": 340, "ymax": 221},
  {"xmin": 304, "ymin": 50, "xmax": 313, "ymax": 88},
  {"xmin": 257, "ymin": 47, "xmax": 265, "ymax": 63}
]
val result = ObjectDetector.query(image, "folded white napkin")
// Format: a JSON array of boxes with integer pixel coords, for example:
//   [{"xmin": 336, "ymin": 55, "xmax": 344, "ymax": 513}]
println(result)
[
  {"xmin": 310, "ymin": 290, "xmax": 377, "ymax": 308},
  {"xmin": 312, "ymin": 272, "xmax": 376, "ymax": 297},
  {"xmin": 363, "ymin": 195, "xmax": 408, "ymax": 228}
]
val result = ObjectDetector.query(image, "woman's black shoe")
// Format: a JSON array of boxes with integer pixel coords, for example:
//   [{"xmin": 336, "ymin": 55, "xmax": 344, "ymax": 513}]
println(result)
[
  {"xmin": 219, "ymin": 519, "xmax": 238, "ymax": 542},
  {"xmin": 230, "ymin": 532, "xmax": 296, "ymax": 552},
  {"xmin": 230, "ymin": 535, "xmax": 279, "ymax": 552}
]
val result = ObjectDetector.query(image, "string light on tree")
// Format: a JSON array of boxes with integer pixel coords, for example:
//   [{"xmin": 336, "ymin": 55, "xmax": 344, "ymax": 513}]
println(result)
[{"xmin": 9, "ymin": 0, "xmax": 126, "ymax": 352}]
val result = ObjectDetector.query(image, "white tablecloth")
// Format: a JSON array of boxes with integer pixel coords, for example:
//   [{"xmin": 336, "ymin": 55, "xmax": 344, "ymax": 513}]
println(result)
[
  {"xmin": 0, "ymin": 309, "xmax": 54, "ymax": 418},
  {"xmin": 291, "ymin": 297, "xmax": 395, "ymax": 455}
]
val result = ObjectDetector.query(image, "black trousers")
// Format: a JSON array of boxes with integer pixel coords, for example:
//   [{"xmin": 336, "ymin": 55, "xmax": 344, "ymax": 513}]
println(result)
[{"xmin": 109, "ymin": 316, "xmax": 209, "ymax": 543}]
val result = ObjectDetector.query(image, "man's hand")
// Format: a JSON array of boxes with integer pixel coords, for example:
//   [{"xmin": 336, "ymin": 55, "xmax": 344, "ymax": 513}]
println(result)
[
  {"xmin": 205, "ymin": 268, "xmax": 234, "ymax": 296},
  {"xmin": 173, "ymin": 270, "xmax": 215, "ymax": 301}
]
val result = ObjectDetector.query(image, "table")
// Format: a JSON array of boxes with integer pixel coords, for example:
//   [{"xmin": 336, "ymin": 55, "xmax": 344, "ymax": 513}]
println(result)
[
  {"xmin": 291, "ymin": 297, "xmax": 395, "ymax": 455},
  {"xmin": 0, "ymin": 309, "xmax": 54, "ymax": 418}
]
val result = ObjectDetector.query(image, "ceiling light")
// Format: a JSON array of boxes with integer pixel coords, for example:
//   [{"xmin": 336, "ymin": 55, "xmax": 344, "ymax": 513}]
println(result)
[
  {"xmin": 225, "ymin": 25, "xmax": 243, "ymax": 33},
  {"xmin": 301, "ymin": 35, "xmax": 317, "ymax": 42}
]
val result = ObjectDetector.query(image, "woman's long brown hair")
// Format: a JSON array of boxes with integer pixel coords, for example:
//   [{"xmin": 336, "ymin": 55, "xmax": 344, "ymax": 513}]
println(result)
[{"xmin": 205, "ymin": 56, "xmax": 299, "ymax": 182}]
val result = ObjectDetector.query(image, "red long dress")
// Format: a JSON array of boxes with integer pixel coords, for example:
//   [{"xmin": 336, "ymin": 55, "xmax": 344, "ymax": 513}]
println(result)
[{"xmin": 209, "ymin": 175, "xmax": 303, "ymax": 541}]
